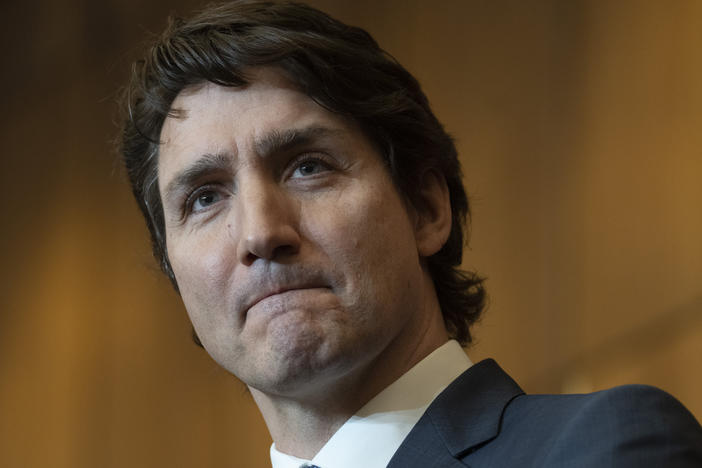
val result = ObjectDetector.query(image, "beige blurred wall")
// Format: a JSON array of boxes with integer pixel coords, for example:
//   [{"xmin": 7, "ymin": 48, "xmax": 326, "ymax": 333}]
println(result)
[{"xmin": 1, "ymin": 1, "xmax": 700, "ymax": 467}]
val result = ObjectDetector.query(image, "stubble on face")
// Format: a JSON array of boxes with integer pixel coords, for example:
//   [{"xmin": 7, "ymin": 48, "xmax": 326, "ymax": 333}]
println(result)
[{"xmin": 158, "ymin": 68, "xmax": 433, "ymax": 399}]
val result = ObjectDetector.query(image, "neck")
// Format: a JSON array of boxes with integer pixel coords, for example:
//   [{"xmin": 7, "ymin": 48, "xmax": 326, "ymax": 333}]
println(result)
[{"xmin": 253, "ymin": 300, "xmax": 449, "ymax": 458}]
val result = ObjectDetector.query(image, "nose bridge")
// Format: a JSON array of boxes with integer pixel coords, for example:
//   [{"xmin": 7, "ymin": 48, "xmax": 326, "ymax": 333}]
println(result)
[
  {"xmin": 234, "ymin": 174, "xmax": 300, "ymax": 264},
  {"xmin": 242, "ymin": 176, "xmax": 286, "ymax": 227}
]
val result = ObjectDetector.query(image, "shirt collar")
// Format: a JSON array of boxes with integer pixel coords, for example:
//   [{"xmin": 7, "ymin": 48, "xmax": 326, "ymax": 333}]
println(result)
[{"xmin": 270, "ymin": 340, "xmax": 472, "ymax": 468}]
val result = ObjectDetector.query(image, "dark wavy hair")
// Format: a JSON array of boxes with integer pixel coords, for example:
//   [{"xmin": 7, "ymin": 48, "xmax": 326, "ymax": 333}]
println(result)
[{"xmin": 120, "ymin": 0, "xmax": 485, "ymax": 345}]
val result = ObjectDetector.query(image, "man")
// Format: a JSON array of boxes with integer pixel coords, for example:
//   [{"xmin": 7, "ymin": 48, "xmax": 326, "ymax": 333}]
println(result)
[{"xmin": 119, "ymin": 1, "xmax": 702, "ymax": 466}]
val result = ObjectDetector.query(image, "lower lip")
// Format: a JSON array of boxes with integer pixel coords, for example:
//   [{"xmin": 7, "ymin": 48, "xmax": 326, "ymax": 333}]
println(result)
[{"xmin": 248, "ymin": 288, "xmax": 332, "ymax": 316}]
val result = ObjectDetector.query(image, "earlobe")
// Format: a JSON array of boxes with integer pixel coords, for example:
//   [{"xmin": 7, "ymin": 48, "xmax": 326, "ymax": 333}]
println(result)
[{"xmin": 415, "ymin": 169, "xmax": 452, "ymax": 257}]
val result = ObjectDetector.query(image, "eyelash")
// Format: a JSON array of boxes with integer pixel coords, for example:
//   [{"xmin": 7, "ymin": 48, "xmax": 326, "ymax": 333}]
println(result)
[{"xmin": 286, "ymin": 153, "xmax": 335, "ymax": 178}]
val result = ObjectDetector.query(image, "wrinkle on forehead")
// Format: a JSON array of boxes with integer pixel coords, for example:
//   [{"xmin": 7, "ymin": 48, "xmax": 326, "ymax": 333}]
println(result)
[
  {"xmin": 167, "ymin": 66, "xmax": 301, "ymax": 118},
  {"xmin": 160, "ymin": 68, "xmax": 307, "ymax": 150}
]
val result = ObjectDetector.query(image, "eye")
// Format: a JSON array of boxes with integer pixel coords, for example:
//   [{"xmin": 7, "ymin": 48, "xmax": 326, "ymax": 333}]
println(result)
[
  {"xmin": 187, "ymin": 187, "xmax": 224, "ymax": 214},
  {"xmin": 291, "ymin": 158, "xmax": 332, "ymax": 178}
]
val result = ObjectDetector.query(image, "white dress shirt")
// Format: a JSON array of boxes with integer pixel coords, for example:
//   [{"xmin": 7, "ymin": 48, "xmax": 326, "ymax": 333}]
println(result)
[{"xmin": 270, "ymin": 340, "xmax": 472, "ymax": 468}]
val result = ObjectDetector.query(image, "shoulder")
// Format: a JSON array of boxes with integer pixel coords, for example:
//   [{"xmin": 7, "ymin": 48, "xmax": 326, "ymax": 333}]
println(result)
[
  {"xmin": 507, "ymin": 383, "xmax": 697, "ymax": 426},
  {"xmin": 394, "ymin": 360, "xmax": 701, "ymax": 467},
  {"xmin": 498, "ymin": 384, "xmax": 702, "ymax": 467}
]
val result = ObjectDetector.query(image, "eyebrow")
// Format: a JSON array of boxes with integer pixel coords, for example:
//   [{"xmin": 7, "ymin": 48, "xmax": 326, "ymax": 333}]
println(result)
[
  {"xmin": 163, "ymin": 152, "xmax": 231, "ymax": 204},
  {"xmin": 162, "ymin": 125, "xmax": 345, "ymax": 204},
  {"xmin": 253, "ymin": 125, "xmax": 344, "ymax": 157}
]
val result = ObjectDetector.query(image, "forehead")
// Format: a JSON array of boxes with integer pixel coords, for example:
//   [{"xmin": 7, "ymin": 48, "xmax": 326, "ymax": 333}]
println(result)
[{"xmin": 159, "ymin": 68, "xmax": 355, "ymax": 166}]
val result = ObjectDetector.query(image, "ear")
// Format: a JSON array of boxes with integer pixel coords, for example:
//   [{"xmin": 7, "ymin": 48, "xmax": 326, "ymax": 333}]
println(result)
[{"xmin": 414, "ymin": 169, "xmax": 452, "ymax": 258}]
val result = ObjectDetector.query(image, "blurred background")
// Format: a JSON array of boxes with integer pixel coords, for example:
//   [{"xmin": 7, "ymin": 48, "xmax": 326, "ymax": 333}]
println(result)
[{"xmin": 1, "ymin": 0, "xmax": 700, "ymax": 466}]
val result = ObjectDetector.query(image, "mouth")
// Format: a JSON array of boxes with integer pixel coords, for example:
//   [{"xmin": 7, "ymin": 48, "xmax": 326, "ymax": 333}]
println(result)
[{"xmin": 245, "ymin": 284, "xmax": 330, "ymax": 315}]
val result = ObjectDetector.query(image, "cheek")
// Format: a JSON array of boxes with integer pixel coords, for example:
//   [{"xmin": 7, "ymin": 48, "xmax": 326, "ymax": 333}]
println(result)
[
  {"xmin": 168, "ymin": 231, "xmax": 237, "ymax": 312},
  {"xmin": 303, "ymin": 185, "xmax": 418, "ymax": 292},
  {"xmin": 168, "ymin": 235, "xmax": 242, "ymax": 356},
  {"xmin": 353, "ymin": 188, "xmax": 417, "ymax": 260}
]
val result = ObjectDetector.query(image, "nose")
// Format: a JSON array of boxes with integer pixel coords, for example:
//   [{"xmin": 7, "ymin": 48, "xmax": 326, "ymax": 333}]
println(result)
[{"xmin": 235, "ymin": 178, "xmax": 301, "ymax": 265}]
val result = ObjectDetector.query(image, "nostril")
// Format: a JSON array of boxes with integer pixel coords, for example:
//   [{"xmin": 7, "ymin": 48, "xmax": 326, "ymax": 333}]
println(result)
[
  {"xmin": 272, "ymin": 243, "xmax": 299, "ymax": 259},
  {"xmin": 242, "ymin": 251, "xmax": 259, "ymax": 267}
]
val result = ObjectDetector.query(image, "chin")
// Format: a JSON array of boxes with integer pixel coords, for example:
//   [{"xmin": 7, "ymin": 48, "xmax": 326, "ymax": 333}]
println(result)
[{"xmin": 245, "ymin": 334, "xmax": 359, "ymax": 397}]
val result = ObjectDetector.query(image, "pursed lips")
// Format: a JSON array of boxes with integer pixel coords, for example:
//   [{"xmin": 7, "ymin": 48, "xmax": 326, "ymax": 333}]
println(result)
[{"xmin": 244, "ymin": 284, "xmax": 330, "ymax": 316}]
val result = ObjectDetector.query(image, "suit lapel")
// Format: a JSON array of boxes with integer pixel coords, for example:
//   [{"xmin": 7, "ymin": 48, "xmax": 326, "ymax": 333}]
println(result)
[{"xmin": 387, "ymin": 359, "xmax": 524, "ymax": 467}]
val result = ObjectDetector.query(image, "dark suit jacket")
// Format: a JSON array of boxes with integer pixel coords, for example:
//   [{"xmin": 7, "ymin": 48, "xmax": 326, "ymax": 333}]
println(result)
[{"xmin": 388, "ymin": 359, "xmax": 702, "ymax": 467}]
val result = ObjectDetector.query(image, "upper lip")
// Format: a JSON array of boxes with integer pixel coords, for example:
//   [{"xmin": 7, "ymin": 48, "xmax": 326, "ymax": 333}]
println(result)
[{"xmin": 243, "ymin": 280, "xmax": 329, "ymax": 315}]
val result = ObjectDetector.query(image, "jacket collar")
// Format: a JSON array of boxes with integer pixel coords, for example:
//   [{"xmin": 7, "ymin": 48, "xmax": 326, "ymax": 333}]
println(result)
[{"xmin": 389, "ymin": 359, "xmax": 524, "ymax": 465}]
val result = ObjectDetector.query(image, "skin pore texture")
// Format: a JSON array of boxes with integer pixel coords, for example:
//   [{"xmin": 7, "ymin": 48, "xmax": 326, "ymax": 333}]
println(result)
[{"xmin": 158, "ymin": 68, "xmax": 452, "ymax": 458}]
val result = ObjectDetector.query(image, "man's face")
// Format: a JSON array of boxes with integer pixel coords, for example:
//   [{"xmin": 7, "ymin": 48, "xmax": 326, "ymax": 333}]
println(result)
[{"xmin": 158, "ymin": 68, "xmax": 433, "ymax": 395}]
